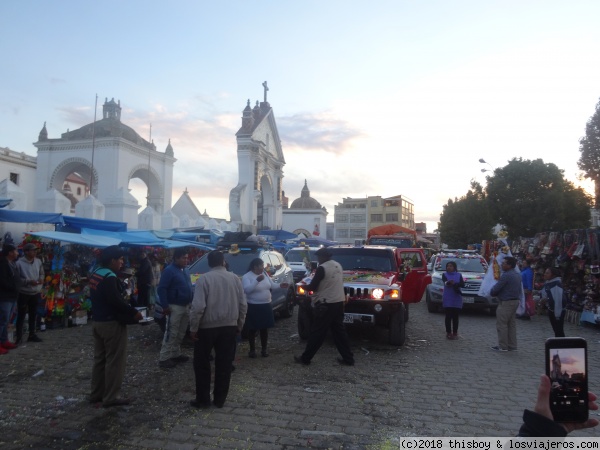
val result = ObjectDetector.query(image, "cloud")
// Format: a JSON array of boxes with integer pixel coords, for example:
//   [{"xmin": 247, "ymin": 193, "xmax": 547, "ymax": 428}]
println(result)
[{"xmin": 277, "ymin": 111, "xmax": 364, "ymax": 153}]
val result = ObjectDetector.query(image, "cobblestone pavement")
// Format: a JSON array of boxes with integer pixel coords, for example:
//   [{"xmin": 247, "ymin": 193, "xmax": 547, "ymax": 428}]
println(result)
[{"xmin": 1, "ymin": 301, "xmax": 599, "ymax": 449}]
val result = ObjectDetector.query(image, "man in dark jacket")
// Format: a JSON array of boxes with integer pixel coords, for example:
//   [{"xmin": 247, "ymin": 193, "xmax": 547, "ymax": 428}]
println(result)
[
  {"xmin": 158, "ymin": 247, "xmax": 193, "ymax": 368},
  {"xmin": 0, "ymin": 244, "xmax": 20, "ymax": 354},
  {"xmin": 136, "ymin": 250, "xmax": 153, "ymax": 308},
  {"xmin": 89, "ymin": 245, "xmax": 142, "ymax": 407}
]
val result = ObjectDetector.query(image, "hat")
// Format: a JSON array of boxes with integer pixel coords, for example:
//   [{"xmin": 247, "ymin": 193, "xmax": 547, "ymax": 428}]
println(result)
[
  {"xmin": 228, "ymin": 244, "xmax": 241, "ymax": 254},
  {"xmin": 23, "ymin": 243, "xmax": 37, "ymax": 251},
  {"xmin": 315, "ymin": 247, "xmax": 332, "ymax": 257}
]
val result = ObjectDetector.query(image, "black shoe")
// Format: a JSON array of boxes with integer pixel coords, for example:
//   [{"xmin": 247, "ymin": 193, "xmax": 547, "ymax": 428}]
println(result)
[
  {"xmin": 190, "ymin": 399, "xmax": 211, "ymax": 409},
  {"xmin": 28, "ymin": 334, "xmax": 43, "ymax": 343},
  {"xmin": 89, "ymin": 396, "xmax": 103, "ymax": 404},
  {"xmin": 103, "ymin": 398, "xmax": 132, "ymax": 408},
  {"xmin": 261, "ymin": 349, "xmax": 269, "ymax": 357},
  {"xmin": 231, "ymin": 365, "xmax": 236, "ymax": 372},
  {"xmin": 171, "ymin": 355, "xmax": 189, "ymax": 363},
  {"xmin": 159, "ymin": 359, "xmax": 177, "ymax": 368},
  {"xmin": 294, "ymin": 355, "xmax": 310, "ymax": 365},
  {"xmin": 248, "ymin": 350, "xmax": 257, "ymax": 358},
  {"xmin": 336, "ymin": 357, "xmax": 355, "ymax": 366},
  {"xmin": 213, "ymin": 400, "xmax": 225, "ymax": 408}
]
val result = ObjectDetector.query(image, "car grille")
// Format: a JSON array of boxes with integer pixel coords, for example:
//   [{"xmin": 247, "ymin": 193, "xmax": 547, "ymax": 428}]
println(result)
[
  {"xmin": 463, "ymin": 282, "xmax": 480, "ymax": 292},
  {"xmin": 344, "ymin": 286, "xmax": 372, "ymax": 299}
]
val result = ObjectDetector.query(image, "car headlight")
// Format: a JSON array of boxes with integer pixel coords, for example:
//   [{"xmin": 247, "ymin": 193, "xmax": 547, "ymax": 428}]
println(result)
[
  {"xmin": 297, "ymin": 286, "xmax": 306, "ymax": 295},
  {"xmin": 372, "ymin": 288, "xmax": 384, "ymax": 299}
]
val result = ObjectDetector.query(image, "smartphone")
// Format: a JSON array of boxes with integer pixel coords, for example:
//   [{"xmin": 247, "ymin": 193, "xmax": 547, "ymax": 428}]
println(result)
[{"xmin": 545, "ymin": 337, "xmax": 588, "ymax": 423}]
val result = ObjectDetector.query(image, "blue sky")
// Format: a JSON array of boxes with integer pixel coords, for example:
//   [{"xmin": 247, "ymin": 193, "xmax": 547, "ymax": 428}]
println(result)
[{"xmin": 2, "ymin": 1, "xmax": 600, "ymax": 234}]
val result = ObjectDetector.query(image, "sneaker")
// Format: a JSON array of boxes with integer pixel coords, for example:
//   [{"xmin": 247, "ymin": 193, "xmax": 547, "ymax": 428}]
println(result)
[
  {"xmin": 190, "ymin": 399, "xmax": 211, "ymax": 409},
  {"xmin": 446, "ymin": 333, "xmax": 453, "ymax": 340},
  {"xmin": 171, "ymin": 355, "xmax": 189, "ymax": 363},
  {"xmin": 490, "ymin": 346, "xmax": 508, "ymax": 352},
  {"xmin": 293, "ymin": 355, "xmax": 310, "ymax": 365},
  {"xmin": 159, "ymin": 359, "xmax": 177, "ymax": 368},
  {"xmin": 452, "ymin": 333, "xmax": 459, "ymax": 339},
  {"xmin": 2, "ymin": 341, "xmax": 17, "ymax": 349},
  {"xmin": 213, "ymin": 400, "xmax": 225, "ymax": 408},
  {"xmin": 336, "ymin": 357, "xmax": 355, "ymax": 366},
  {"xmin": 261, "ymin": 349, "xmax": 269, "ymax": 357},
  {"xmin": 28, "ymin": 334, "xmax": 43, "ymax": 343}
]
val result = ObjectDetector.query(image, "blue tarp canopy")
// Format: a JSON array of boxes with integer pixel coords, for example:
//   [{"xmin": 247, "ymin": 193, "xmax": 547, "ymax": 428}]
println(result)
[
  {"xmin": 0, "ymin": 198, "xmax": 12, "ymax": 208},
  {"xmin": 0, "ymin": 209, "xmax": 64, "ymax": 224},
  {"xmin": 29, "ymin": 231, "xmax": 122, "ymax": 248},
  {"xmin": 59, "ymin": 216, "xmax": 127, "ymax": 232},
  {"xmin": 258, "ymin": 229, "xmax": 298, "ymax": 240}
]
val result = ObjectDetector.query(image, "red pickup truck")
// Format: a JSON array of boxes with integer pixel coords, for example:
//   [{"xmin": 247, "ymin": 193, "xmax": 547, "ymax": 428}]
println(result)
[{"xmin": 295, "ymin": 245, "xmax": 431, "ymax": 346}]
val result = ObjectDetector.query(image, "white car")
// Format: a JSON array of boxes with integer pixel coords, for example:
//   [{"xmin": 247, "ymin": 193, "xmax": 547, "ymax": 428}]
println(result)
[{"xmin": 284, "ymin": 246, "xmax": 321, "ymax": 283}]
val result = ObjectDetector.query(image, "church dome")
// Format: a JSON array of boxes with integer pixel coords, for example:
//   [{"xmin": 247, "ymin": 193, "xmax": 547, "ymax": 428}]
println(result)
[{"xmin": 290, "ymin": 180, "xmax": 322, "ymax": 209}]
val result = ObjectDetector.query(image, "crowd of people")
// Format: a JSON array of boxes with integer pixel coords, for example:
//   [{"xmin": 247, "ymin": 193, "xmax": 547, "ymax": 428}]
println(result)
[{"xmin": 1, "ymin": 242, "xmax": 598, "ymax": 437}]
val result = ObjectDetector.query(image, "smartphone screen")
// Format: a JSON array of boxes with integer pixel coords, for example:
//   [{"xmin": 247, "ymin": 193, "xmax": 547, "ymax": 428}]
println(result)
[{"xmin": 545, "ymin": 337, "xmax": 588, "ymax": 423}]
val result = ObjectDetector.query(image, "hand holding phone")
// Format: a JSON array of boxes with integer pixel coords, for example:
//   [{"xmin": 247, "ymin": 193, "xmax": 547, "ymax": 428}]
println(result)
[{"xmin": 545, "ymin": 337, "xmax": 589, "ymax": 423}]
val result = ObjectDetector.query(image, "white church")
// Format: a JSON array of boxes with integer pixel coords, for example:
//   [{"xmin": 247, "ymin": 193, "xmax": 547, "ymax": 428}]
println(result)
[{"xmin": 0, "ymin": 84, "xmax": 328, "ymax": 240}]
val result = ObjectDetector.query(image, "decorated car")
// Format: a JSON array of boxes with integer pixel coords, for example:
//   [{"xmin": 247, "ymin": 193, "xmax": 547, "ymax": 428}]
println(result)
[{"xmin": 295, "ymin": 245, "xmax": 431, "ymax": 346}]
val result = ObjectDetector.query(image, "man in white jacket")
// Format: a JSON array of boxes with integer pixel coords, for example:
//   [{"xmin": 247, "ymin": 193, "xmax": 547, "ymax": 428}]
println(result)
[{"xmin": 189, "ymin": 250, "xmax": 247, "ymax": 409}]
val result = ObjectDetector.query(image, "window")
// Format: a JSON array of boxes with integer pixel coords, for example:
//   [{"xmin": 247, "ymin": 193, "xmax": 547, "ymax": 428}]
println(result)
[
  {"xmin": 371, "ymin": 214, "xmax": 383, "ymax": 222},
  {"xmin": 371, "ymin": 199, "xmax": 378, "ymax": 207},
  {"xmin": 337, "ymin": 229, "xmax": 348, "ymax": 238},
  {"xmin": 9, "ymin": 173, "xmax": 18, "ymax": 185},
  {"xmin": 77, "ymin": 187, "xmax": 82, "ymax": 195},
  {"xmin": 350, "ymin": 229, "xmax": 365, "ymax": 238},
  {"xmin": 350, "ymin": 214, "xmax": 365, "ymax": 223},
  {"xmin": 337, "ymin": 214, "xmax": 348, "ymax": 223},
  {"xmin": 385, "ymin": 213, "xmax": 399, "ymax": 222}
]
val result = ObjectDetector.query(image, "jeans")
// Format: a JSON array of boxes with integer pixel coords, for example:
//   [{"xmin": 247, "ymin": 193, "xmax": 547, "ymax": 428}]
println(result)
[
  {"xmin": 0, "ymin": 300, "xmax": 16, "ymax": 343},
  {"xmin": 17, "ymin": 292, "xmax": 40, "ymax": 340},
  {"xmin": 301, "ymin": 301, "xmax": 354, "ymax": 363}
]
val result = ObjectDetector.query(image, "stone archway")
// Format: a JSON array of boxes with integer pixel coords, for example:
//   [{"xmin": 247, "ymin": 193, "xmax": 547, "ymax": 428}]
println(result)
[
  {"xmin": 50, "ymin": 157, "xmax": 98, "ymax": 197},
  {"xmin": 258, "ymin": 174, "xmax": 275, "ymax": 230},
  {"xmin": 128, "ymin": 164, "xmax": 165, "ymax": 212}
]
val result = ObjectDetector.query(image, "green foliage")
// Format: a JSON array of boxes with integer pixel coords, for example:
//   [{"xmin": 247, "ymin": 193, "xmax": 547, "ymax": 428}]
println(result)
[
  {"xmin": 439, "ymin": 181, "xmax": 495, "ymax": 248},
  {"xmin": 486, "ymin": 158, "xmax": 592, "ymax": 237},
  {"xmin": 578, "ymin": 97, "xmax": 600, "ymax": 205}
]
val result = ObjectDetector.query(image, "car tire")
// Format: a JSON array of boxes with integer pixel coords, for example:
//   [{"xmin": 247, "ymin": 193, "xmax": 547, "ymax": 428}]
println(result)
[
  {"xmin": 389, "ymin": 304, "xmax": 406, "ymax": 346},
  {"xmin": 279, "ymin": 289, "xmax": 295, "ymax": 319},
  {"xmin": 297, "ymin": 305, "xmax": 311, "ymax": 340},
  {"xmin": 404, "ymin": 303, "xmax": 409, "ymax": 323},
  {"xmin": 426, "ymin": 290, "xmax": 438, "ymax": 313}
]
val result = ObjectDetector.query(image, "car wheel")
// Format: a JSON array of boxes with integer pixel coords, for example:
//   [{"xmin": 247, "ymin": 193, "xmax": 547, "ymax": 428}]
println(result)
[
  {"xmin": 426, "ymin": 290, "xmax": 438, "ymax": 313},
  {"xmin": 488, "ymin": 306, "xmax": 497, "ymax": 317},
  {"xmin": 389, "ymin": 304, "xmax": 406, "ymax": 346},
  {"xmin": 404, "ymin": 303, "xmax": 409, "ymax": 322},
  {"xmin": 279, "ymin": 289, "xmax": 295, "ymax": 319},
  {"xmin": 297, "ymin": 305, "xmax": 311, "ymax": 340}
]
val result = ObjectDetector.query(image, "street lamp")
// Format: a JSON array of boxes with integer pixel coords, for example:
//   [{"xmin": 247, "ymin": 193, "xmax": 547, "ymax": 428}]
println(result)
[{"xmin": 479, "ymin": 158, "xmax": 495, "ymax": 173}]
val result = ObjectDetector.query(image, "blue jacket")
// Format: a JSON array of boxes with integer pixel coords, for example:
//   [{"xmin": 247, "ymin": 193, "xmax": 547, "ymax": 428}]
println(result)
[
  {"xmin": 442, "ymin": 271, "xmax": 464, "ymax": 308},
  {"xmin": 157, "ymin": 263, "xmax": 193, "ymax": 308}
]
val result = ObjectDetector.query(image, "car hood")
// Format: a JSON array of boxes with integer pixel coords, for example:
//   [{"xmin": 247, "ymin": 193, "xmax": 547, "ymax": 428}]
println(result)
[
  {"xmin": 342, "ymin": 270, "xmax": 396, "ymax": 286},
  {"xmin": 432, "ymin": 272, "xmax": 485, "ymax": 281}
]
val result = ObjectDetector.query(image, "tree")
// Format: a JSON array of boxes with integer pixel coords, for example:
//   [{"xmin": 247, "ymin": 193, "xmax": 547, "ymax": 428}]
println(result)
[
  {"xmin": 486, "ymin": 158, "xmax": 592, "ymax": 237},
  {"xmin": 578, "ymin": 98, "xmax": 600, "ymax": 207},
  {"xmin": 438, "ymin": 181, "xmax": 495, "ymax": 248}
]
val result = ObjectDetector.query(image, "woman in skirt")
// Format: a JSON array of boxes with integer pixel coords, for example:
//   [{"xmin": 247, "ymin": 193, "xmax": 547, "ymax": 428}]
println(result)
[{"xmin": 242, "ymin": 258, "xmax": 289, "ymax": 357}]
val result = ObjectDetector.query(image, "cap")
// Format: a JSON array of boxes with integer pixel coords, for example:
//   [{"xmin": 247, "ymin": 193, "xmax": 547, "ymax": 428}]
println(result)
[
  {"xmin": 101, "ymin": 245, "xmax": 125, "ymax": 262},
  {"xmin": 315, "ymin": 247, "xmax": 332, "ymax": 257},
  {"xmin": 23, "ymin": 243, "xmax": 37, "ymax": 251}
]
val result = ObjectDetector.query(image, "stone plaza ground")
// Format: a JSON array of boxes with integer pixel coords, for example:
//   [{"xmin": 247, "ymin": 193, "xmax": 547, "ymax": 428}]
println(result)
[{"xmin": 1, "ymin": 300, "xmax": 599, "ymax": 449}]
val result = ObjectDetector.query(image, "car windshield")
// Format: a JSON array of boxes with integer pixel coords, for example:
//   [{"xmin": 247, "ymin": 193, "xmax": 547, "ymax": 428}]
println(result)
[
  {"xmin": 436, "ymin": 257, "xmax": 487, "ymax": 273},
  {"xmin": 329, "ymin": 249, "xmax": 396, "ymax": 272},
  {"xmin": 285, "ymin": 249, "xmax": 317, "ymax": 263},
  {"xmin": 189, "ymin": 251, "xmax": 259, "ymax": 277}
]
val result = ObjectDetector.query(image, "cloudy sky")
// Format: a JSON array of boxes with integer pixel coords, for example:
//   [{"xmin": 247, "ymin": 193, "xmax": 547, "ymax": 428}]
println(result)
[{"xmin": 2, "ymin": 1, "xmax": 600, "ymax": 233}]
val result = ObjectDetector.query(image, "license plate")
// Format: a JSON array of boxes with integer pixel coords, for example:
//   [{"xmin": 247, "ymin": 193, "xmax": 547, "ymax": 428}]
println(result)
[
  {"xmin": 463, "ymin": 297, "xmax": 475, "ymax": 304},
  {"xmin": 343, "ymin": 314, "xmax": 354, "ymax": 324}
]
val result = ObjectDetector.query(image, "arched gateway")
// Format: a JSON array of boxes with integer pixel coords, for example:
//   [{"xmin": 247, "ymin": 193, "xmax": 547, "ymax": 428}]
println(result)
[{"xmin": 33, "ymin": 98, "xmax": 175, "ymax": 225}]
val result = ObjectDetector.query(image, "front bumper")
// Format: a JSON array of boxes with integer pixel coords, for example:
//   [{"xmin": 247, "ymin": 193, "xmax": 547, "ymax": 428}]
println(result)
[
  {"xmin": 428, "ymin": 286, "xmax": 497, "ymax": 309},
  {"xmin": 296, "ymin": 296, "xmax": 403, "ymax": 327}
]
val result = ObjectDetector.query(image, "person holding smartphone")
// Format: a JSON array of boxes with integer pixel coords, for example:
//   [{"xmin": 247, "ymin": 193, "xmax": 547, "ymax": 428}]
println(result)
[
  {"xmin": 542, "ymin": 267, "xmax": 566, "ymax": 337},
  {"xmin": 442, "ymin": 261, "xmax": 464, "ymax": 340},
  {"xmin": 242, "ymin": 258, "xmax": 289, "ymax": 358},
  {"xmin": 519, "ymin": 374, "xmax": 598, "ymax": 436}
]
